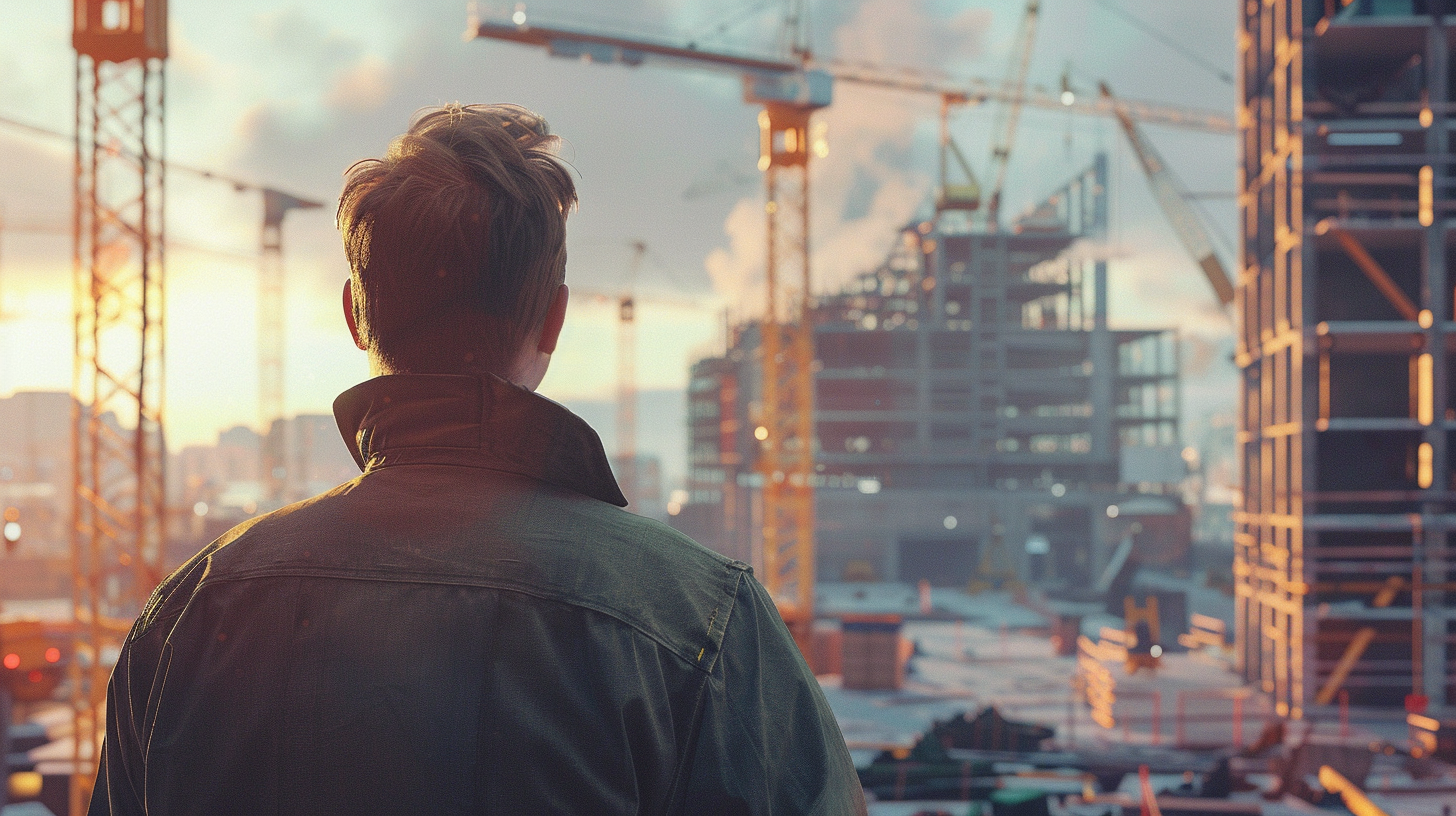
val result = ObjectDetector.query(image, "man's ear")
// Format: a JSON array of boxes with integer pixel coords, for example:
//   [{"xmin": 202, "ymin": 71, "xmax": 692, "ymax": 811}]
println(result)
[
  {"xmin": 537, "ymin": 284, "xmax": 568, "ymax": 355},
  {"xmin": 343, "ymin": 279, "xmax": 367, "ymax": 351}
]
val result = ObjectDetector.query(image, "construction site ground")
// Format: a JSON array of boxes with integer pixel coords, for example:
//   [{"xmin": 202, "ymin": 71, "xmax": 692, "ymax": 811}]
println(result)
[{"xmin": 817, "ymin": 581, "xmax": 1456, "ymax": 815}]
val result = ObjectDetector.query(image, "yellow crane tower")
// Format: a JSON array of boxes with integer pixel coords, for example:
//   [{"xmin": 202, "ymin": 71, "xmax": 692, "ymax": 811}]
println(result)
[{"xmin": 472, "ymin": 6, "xmax": 829, "ymax": 648}]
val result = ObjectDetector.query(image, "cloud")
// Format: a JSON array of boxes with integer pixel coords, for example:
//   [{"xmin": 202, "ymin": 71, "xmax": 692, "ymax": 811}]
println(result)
[
  {"xmin": 703, "ymin": 197, "xmax": 765, "ymax": 312},
  {"xmin": 327, "ymin": 55, "xmax": 394, "ymax": 113},
  {"xmin": 1107, "ymin": 229, "xmax": 1235, "ymax": 339}
]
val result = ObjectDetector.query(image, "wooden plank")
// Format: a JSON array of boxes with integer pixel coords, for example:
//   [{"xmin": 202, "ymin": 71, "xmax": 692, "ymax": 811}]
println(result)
[{"xmin": 1314, "ymin": 627, "xmax": 1376, "ymax": 706}]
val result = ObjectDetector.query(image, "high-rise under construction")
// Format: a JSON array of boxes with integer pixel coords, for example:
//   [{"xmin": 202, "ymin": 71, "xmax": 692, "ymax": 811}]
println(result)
[
  {"xmin": 676, "ymin": 155, "xmax": 1191, "ymax": 592},
  {"xmin": 1236, "ymin": 0, "xmax": 1453, "ymax": 714}
]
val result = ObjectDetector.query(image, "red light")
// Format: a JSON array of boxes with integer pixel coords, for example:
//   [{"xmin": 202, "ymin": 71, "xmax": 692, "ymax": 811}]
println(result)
[
  {"xmin": 3, "ymin": 653, "xmax": 19, "ymax": 669},
  {"xmin": 44, "ymin": 647, "xmax": 61, "ymax": 663},
  {"xmin": 27, "ymin": 670, "xmax": 42, "ymax": 683}
]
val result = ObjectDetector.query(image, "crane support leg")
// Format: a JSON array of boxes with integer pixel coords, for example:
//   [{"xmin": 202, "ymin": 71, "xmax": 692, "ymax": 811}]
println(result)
[{"xmin": 70, "ymin": 52, "xmax": 167, "ymax": 815}]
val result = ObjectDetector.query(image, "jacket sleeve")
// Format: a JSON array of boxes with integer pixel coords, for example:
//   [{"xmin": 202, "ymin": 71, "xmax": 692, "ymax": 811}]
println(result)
[
  {"xmin": 87, "ymin": 619, "xmax": 170, "ymax": 815},
  {"xmin": 677, "ymin": 572, "xmax": 867, "ymax": 816}
]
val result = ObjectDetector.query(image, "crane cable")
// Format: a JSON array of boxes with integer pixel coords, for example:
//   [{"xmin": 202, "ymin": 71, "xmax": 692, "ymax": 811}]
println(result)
[{"xmin": 1092, "ymin": 0, "xmax": 1234, "ymax": 86}]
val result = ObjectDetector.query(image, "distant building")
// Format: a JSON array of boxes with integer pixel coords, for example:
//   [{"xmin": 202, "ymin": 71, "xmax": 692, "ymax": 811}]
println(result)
[
  {"xmin": 265, "ymin": 414, "xmax": 359, "ymax": 506},
  {"xmin": 613, "ymin": 453, "xmax": 666, "ymax": 520},
  {"xmin": 169, "ymin": 415, "xmax": 358, "ymax": 565},
  {"xmin": 675, "ymin": 155, "xmax": 1190, "ymax": 589},
  {"xmin": 0, "ymin": 390, "xmax": 76, "ymax": 558},
  {"xmin": 0, "ymin": 389, "xmax": 365, "ymax": 588},
  {"xmin": 174, "ymin": 425, "xmax": 261, "ymax": 511}
]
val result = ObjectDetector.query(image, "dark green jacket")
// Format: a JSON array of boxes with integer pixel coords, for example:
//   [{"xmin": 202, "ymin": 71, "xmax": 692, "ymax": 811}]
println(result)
[{"xmin": 89, "ymin": 374, "xmax": 866, "ymax": 815}]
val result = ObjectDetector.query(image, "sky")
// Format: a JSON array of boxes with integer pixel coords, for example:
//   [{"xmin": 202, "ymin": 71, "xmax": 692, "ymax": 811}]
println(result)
[{"xmin": 0, "ymin": 0, "xmax": 1240, "ymax": 488}]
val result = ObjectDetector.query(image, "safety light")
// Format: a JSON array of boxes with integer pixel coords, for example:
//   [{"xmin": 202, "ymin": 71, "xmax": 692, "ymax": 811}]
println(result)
[
  {"xmin": 1419, "ymin": 165, "xmax": 1434, "ymax": 227},
  {"xmin": 1417, "ymin": 353, "xmax": 1434, "ymax": 426},
  {"xmin": 3, "ymin": 506, "xmax": 19, "ymax": 551}
]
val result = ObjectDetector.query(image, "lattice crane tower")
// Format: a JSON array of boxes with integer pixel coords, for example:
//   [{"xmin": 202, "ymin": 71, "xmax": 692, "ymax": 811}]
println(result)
[
  {"xmin": 260, "ymin": 190, "xmax": 321, "ymax": 504},
  {"xmin": 70, "ymin": 0, "xmax": 167, "ymax": 811},
  {"xmin": 616, "ymin": 240, "xmax": 647, "ymax": 509},
  {"xmin": 471, "ymin": 12, "xmax": 830, "ymax": 648},
  {"xmin": 755, "ymin": 89, "xmax": 826, "ymax": 645}
]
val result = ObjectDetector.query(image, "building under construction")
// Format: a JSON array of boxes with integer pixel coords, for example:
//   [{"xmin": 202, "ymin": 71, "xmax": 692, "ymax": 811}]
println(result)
[
  {"xmin": 1236, "ymin": 0, "xmax": 1455, "ymax": 714},
  {"xmin": 676, "ymin": 155, "xmax": 1193, "ymax": 591}
]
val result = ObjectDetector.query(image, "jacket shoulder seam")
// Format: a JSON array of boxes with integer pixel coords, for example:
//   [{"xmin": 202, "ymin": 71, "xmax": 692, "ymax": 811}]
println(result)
[{"xmin": 194, "ymin": 568, "xmax": 734, "ymax": 673}]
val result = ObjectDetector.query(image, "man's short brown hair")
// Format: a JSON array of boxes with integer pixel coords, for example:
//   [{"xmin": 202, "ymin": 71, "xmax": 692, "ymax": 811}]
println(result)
[{"xmin": 338, "ymin": 103, "xmax": 576, "ymax": 375}]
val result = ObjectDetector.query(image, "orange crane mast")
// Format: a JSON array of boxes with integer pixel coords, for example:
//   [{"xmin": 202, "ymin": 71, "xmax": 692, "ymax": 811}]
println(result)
[{"xmin": 472, "ymin": 9, "xmax": 828, "ymax": 647}]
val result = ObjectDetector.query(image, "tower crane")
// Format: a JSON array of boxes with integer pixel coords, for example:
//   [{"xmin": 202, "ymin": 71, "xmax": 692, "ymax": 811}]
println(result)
[
  {"xmin": 577, "ymin": 255, "xmax": 718, "ymax": 516},
  {"xmin": 1099, "ymin": 82, "xmax": 1236, "ymax": 306},
  {"xmin": 473, "ymin": 5, "xmax": 828, "ymax": 648},
  {"xmin": 983, "ymin": 0, "xmax": 1041, "ymax": 228},
  {"xmin": 259, "ymin": 190, "xmax": 323, "ymax": 505},
  {"xmin": 616, "ymin": 240, "xmax": 646, "ymax": 509},
  {"xmin": 68, "ymin": 1, "xmax": 170, "ymax": 809}
]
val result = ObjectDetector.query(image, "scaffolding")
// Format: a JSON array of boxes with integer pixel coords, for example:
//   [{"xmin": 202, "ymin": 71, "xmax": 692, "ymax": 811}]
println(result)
[
  {"xmin": 1236, "ymin": 0, "xmax": 1453, "ymax": 715},
  {"xmin": 679, "ymin": 156, "xmax": 1189, "ymax": 592}
]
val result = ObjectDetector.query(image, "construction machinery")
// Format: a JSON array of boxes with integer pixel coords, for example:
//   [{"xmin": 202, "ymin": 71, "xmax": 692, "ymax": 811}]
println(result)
[
  {"xmin": 576, "ymin": 249, "xmax": 715, "ymax": 515},
  {"xmin": 982, "ymin": 1, "xmax": 1041, "ymax": 229},
  {"xmin": 1099, "ymin": 82, "xmax": 1236, "ymax": 308}
]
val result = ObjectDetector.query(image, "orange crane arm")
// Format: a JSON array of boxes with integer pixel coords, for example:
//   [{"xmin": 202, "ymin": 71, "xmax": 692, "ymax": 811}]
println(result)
[
  {"xmin": 823, "ymin": 64, "xmax": 1234, "ymax": 133},
  {"xmin": 467, "ymin": 17, "xmax": 1234, "ymax": 134},
  {"xmin": 471, "ymin": 18, "xmax": 799, "ymax": 75},
  {"xmin": 1101, "ymin": 82, "xmax": 1236, "ymax": 307}
]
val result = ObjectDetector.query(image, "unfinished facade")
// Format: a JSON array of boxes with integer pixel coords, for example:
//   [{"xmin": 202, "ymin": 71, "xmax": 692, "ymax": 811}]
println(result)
[
  {"xmin": 676, "ymin": 156, "xmax": 1190, "ymax": 591},
  {"xmin": 1236, "ymin": 0, "xmax": 1454, "ymax": 713}
]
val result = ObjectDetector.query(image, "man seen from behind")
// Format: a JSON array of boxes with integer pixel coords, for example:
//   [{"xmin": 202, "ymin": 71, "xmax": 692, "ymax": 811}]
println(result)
[{"xmin": 88, "ymin": 103, "xmax": 867, "ymax": 816}]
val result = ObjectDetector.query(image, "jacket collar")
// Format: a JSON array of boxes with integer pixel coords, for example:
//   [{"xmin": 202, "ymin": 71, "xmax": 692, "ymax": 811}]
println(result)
[{"xmin": 333, "ymin": 374, "xmax": 628, "ymax": 507}]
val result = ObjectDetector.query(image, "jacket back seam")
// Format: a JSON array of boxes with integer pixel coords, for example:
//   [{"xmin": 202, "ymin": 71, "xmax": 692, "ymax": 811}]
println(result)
[{"xmin": 659, "ymin": 568, "xmax": 743, "ymax": 816}]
